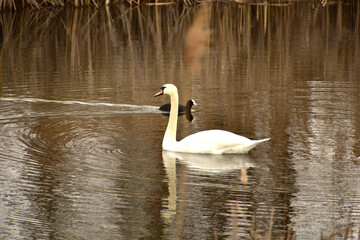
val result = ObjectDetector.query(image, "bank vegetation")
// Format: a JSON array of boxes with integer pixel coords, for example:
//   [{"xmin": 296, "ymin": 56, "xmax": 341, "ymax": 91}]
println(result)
[{"xmin": 0, "ymin": 0, "xmax": 348, "ymax": 11}]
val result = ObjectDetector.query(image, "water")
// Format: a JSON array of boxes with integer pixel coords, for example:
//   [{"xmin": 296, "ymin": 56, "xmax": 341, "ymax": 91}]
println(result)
[{"xmin": 1, "ymin": 2, "xmax": 360, "ymax": 239}]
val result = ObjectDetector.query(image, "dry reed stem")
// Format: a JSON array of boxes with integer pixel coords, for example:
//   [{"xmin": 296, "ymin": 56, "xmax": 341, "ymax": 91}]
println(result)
[
  {"xmin": 322, "ymin": 225, "xmax": 354, "ymax": 240},
  {"xmin": 250, "ymin": 215, "xmax": 259, "ymax": 240},
  {"xmin": 322, "ymin": 211, "xmax": 356, "ymax": 240},
  {"xmin": 231, "ymin": 202, "xmax": 239, "ymax": 240},
  {"xmin": 0, "ymin": 0, "xmax": 351, "ymax": 10},
  {"xmin": 144, "ymin": 2, "xmax": 177, "ymax": 5},
  {"xmin": 343, "ymin": 211, "xmax": 352, "ymax": 240},
  {"xmin": 0, "ymin": 0, "xmax": 100, "ymax": 9},
  {"xmin": 286, "ymin": 224, "xmax": 296, "ymax": 240},
  {"xmin": 267, "ymin": 207, "xmax": 274, "ymax": 240}
]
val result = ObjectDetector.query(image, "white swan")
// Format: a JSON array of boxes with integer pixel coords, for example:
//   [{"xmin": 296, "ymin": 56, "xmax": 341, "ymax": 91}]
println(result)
[{"xmin": 154, "ymin": 84, "xmax": 270, "ymax": 154}]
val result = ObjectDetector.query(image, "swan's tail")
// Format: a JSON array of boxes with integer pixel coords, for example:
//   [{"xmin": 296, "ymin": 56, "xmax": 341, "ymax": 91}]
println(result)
[
  {"xmin": 245, "ymin": 138, "xmax": 270, "ymax": 152},
  {"xmin": 254, "ymin": 138, "xmax": 271, "ymax": 144},
  {"xmin": 228, "ymin": 138, "xmax": 270, "ymax": 154}
]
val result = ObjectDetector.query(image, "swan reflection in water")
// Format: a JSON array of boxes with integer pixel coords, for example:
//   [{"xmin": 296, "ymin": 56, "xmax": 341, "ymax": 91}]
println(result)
[
  {"xmin": 161, "ymin": 150, "xmax": 254, "ymax": 228},
  {"xmin": 163, "ymin": 151, "xmax": 254, "ymax": 174}
]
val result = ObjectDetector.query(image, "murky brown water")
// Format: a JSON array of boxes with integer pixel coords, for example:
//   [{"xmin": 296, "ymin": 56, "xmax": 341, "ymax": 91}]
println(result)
[{"xmin": 1, "ymin": 2, "xmax": 360, "ymax": 239}]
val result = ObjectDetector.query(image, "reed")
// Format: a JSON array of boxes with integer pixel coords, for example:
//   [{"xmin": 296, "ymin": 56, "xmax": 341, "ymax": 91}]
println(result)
[
  {"xmin": 1, "ymin": 0, "xmax": 354, "ymax": 10},
  {"xmin": 231, "ymin": 202, "xmax": 358, "ymax": 239},
  {"xmin": 0, "ymin": 0, "xmax": 186, "ymax": 10}
]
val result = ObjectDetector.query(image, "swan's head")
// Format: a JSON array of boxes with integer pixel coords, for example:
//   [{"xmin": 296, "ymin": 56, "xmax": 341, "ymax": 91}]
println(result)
[{"xmin": 154, "ymin": 84, "xmax": 178, "ymax": 97}]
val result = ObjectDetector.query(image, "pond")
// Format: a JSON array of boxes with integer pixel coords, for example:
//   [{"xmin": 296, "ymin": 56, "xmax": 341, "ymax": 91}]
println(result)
[{"xmin": 0, "ymin": 2, "xmax": 359, "ymax": 239}]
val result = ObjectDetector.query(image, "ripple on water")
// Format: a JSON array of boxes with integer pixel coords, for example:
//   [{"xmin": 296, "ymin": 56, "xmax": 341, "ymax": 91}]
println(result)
[
  {"xmin": 0, "ymin": 97, "xmax": 156, "ymax": 158},
  {"xmin": 0, "ymin": 98, "xmax": 129, "ymax": 189},
  {"xmin": 0, "ymin": 98, "xmax": 132, "ymax": 239}
]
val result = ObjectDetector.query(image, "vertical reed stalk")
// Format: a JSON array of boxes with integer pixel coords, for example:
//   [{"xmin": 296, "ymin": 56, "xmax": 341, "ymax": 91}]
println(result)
[
  {"xmin": 231, "ymin": 202, "xmax": 238, "ymax": 240},
  {"xmin": 267, "ymin": 207, "xmax": 274, "ymax": 240}
]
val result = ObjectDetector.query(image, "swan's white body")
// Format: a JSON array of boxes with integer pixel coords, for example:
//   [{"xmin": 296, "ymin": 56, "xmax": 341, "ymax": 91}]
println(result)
[{"xmin": 155, "ymin": 84, "xmax": 270, "ymax": 154}]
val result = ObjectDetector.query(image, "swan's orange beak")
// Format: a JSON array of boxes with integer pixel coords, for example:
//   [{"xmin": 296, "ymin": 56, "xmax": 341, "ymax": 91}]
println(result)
[{"xmin": 154, "ymin": 88, "xmax": 164, "ymax": 97}]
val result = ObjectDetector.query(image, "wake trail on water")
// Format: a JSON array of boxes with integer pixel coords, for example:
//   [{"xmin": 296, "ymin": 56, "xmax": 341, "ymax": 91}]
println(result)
[
  {"xmin": 1, "ymin": 97, "xmax": 160, "ymax": 112},
  {"xmin": 0, "ymin": 97, "xmax": 164, "ymax": 120}
]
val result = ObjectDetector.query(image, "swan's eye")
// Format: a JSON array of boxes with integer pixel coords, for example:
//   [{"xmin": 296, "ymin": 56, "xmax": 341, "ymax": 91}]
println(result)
[
  {"xmin": 154, "ymin": 86, "xmax": 166, "ymax": 97},
  {"xmin": 160, "ymin": 86, "xmax": 166, "ymax": 93}
]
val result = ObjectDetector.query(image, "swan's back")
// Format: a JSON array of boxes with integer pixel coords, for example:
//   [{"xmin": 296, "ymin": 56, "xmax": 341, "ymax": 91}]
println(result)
[{"xmin": 176, "ymin": 130, "xmax": 269, "ymax": 154}]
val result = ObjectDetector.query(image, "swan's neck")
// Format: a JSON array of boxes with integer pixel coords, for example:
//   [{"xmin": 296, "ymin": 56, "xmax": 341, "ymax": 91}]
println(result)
[{"xmin": 163, "ymin": 90, "xmax": 179, "ymax": 148}]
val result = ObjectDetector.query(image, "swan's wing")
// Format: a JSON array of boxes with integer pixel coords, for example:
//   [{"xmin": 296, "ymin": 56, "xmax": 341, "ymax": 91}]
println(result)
[{"xmin": 178, "ymin": 130, "xmax": 255, "ymax": 154}]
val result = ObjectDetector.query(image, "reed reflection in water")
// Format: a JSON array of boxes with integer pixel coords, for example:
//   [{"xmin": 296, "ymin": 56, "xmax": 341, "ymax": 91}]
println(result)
[{"xmin": 1, "ymin": 2, "xmax": 360, "ymax": 239}]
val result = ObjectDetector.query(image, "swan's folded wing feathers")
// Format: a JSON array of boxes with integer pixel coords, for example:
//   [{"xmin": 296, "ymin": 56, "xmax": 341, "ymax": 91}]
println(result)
[{"xmin": 178, "ymin": 130, "xmax": 254, "ymax": 154}]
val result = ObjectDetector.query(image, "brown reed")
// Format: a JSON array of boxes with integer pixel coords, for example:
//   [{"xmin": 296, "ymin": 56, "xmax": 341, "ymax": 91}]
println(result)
[{"xmin": 0, "ymin": 0, "xmax": 350, "ymax": 11}]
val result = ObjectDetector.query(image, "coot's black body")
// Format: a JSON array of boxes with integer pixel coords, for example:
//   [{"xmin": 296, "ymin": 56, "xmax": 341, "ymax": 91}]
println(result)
[{"xmin": 159, "ymin": 99, "xmax": 196, "ymax": 113}]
